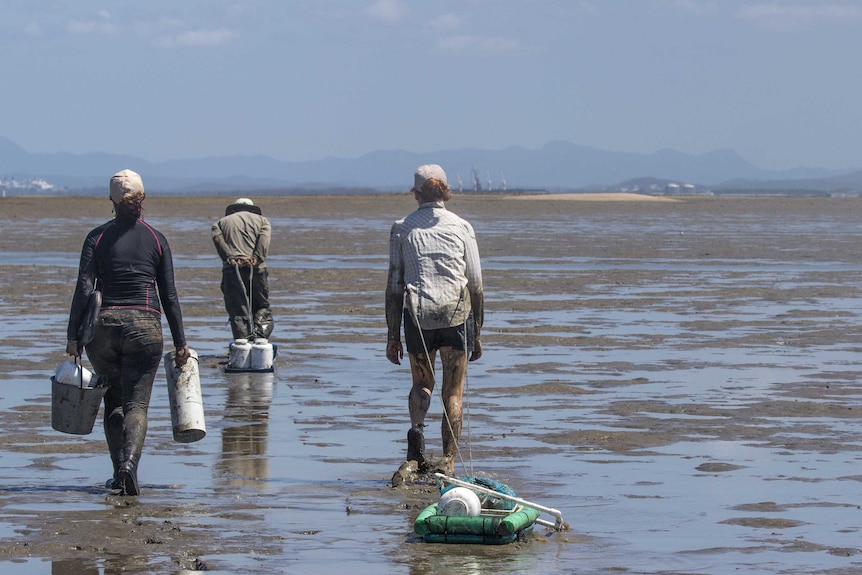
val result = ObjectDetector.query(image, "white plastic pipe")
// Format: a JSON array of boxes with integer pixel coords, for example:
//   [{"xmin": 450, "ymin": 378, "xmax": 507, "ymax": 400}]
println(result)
[{"xmin": 434, "ymin": 473, "xmax": 566, "ymax": 531}]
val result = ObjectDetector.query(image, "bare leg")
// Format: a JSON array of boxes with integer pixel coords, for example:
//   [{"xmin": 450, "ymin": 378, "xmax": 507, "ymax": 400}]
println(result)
[
  {"xmin": 407, "ymin": 351, "xmax": 436, "ymax": 426},
  {"xmin": 439, "ymin": 346, "xmax": 468, "ymax": 473}
]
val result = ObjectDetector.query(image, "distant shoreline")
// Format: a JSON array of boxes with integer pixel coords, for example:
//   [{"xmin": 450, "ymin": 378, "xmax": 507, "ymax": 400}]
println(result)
[
  {"xmin": 509, "ymin": 192, "xmax": 679, "ymax": 202},
  {"xmin": 1, "ymin": 191, "xmax": 677, "ymax": 202},
  {"xmin": 0, "ymin": 189, "xmax": 840, "ymax": 202}
]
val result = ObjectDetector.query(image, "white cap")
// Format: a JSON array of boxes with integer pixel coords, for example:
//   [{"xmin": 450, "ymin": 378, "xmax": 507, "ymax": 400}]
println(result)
[
  {"xmin": 413, "ymin": 164, "xmax": 447, "ymax": 193},
  {"xmin": 109, "ymin": 169, "xmax": 144, "ymax": 203}
]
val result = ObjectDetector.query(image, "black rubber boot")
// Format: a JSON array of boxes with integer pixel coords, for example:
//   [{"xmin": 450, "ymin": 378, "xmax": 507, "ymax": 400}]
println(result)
[
  {"xmin": 117, "ymin": 454, "xmax": 140, "ymax": 496},
  {"xmin": 406, "ymin": 424, "xmax": 426, "ymax": 469},
  {"xmin": 253, "ymin": 308, "xmax": 274, "ymax": 339},
  {"xmin": 106, "ymin": 448, "xmax": 124, "ymax": 490}
]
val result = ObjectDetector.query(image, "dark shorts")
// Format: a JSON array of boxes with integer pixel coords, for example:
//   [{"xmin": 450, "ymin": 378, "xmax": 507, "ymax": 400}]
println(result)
[{"xmin": 403, "ymin": 309, "xmax": 474, "ymax": 355}]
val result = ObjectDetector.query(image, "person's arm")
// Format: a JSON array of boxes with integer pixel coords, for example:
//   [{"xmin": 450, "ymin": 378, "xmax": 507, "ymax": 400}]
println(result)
[
  {"xmin": 464, "ymin": 222, "xmax": 484, "ymax": 361},
  {"xmin": 66, "ymin": 232, "xmax": 99, "ymax": 357},
  {"xmin": 385, "ymin": 222, "xmax": 405, "ymax": 364},
  {"xmin": 253, "ymin": 216, "xmax": 271, "ymax": 265},
  {"xmin": 211, "ymin": 220, "xmax": 231, "ymax": 264},
  {"xmin": 155, "ymin": 236, "xmax": 189, "ymax": 367}
]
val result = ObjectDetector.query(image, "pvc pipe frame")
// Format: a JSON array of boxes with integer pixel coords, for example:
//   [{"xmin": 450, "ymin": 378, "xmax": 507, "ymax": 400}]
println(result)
[{"xmin": 434, "ymin": 473, "xmax": 565, "ymax": 531}]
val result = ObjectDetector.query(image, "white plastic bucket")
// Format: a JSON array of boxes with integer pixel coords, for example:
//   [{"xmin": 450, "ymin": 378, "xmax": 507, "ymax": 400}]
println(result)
[
  {"xmin": 164, "ymin": 349, "xmax": 206, "ymax": 443},
  {"xmin": 439, "ymin": 487, "xmax": 482, "ymax": 517},
  {"xmin": 51, "ymin": 373, "xmax": 107, "ymax": 435},
  {"xmin": 250, "ymin": 338, "xmax": 274, "ymax": 370},
  {"xmin": 229, "ymin": 339, "xmax": 251, "ymax": 369}
]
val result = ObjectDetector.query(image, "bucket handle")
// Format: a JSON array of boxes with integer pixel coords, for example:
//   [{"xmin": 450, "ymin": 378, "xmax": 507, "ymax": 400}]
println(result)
[{"xmin": 76, "ymin": 356, "xmax": 84, "ymax": 390}]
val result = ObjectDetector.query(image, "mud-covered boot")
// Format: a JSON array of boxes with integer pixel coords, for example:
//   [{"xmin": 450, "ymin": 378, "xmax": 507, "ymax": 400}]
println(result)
[
  {"xmin": 406, "ymin": 424, "xmax": 426, "ymax": 470},
  {"xmin": 253, "ymin": 308, "xmax": 274, "ymax": 339},
  {"xmin": 106, "ymin": 449, "xmax": 124, "ymax": 490},
  {"xmin": 117, "ymin": 455, "xmax": 140, "ymax": 496}
]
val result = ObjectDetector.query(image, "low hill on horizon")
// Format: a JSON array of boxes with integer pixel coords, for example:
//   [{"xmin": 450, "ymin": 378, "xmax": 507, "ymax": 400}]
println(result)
[{"xmin": 2, "ymin": 136, "xmax": 860, "ymax": 195}]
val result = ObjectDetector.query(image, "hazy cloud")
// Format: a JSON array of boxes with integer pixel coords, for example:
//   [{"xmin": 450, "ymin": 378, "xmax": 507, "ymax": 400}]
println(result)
[
  {"xmin": 579, "ymin": 1, "xmax": 599, "ymax": 15},
  {"xmin": 672, "ymin": 0, "xmax": 717, "ymax": 16},
  {"xmin": 737, "ymin": 3, "xmax": 862, "ymax": 31},
  {"xmin": 438, "ymin": 35, "xmax": 519, "ymax": 52},
  {"xmin": 140, "ymin": 19, "xmax": 236, "ymax": 48},
  {"xmin": 364, "ymin": 0, "xmax": 406, "ymax": 24},
  {"xmin": 132, "ymin": 17, "xmax": 183, "ymax": 42},
  {"xmin": 67, "ymin": 11, "xmax": 115, "ymax": 35},
  {"xmin": 63, "ymin": 8, "xmax": 236, "ymax": 48},
  {"xmin": 225, "ymin": 4, "xmax": 255, "ymax": 19},
  {"xmin": 174, "ymin": 29, "xmax": 236, "ymax": 47},
  {"xmin": 430, "ymin": 13, "xmax": 461, "ymax": 30},
  {"xmin": 23, "ymin": 22, "xmax": 44, "ymax": 36}
]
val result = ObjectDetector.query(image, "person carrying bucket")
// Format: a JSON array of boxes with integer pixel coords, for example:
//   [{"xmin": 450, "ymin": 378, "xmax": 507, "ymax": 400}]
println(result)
[
  {"xmin": 211, "ymin": 198, "xmax": 273, "ymax": 341},
  {"xmin": 66, "ymin": 169, "xmax": 190, "ymax": 497},
  {"xmin": 385, "ymin": 164, "xmax": 484, "ymax": 475}
]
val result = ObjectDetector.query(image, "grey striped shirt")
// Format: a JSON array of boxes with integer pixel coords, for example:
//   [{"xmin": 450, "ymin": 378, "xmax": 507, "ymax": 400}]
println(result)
[{"xmin": 386, "ymin": 202, "xmax": 483, "ymax": 337}]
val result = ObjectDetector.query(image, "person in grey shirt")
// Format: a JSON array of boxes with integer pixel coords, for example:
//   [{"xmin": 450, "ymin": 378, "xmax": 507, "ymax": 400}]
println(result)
[
  {"xmin": 212, "ymin": 198, "xmax": 273, "ymax": 340},
  {"xmin": 385, "ymin": 164, "xmax": 484, "ymax": 475}
]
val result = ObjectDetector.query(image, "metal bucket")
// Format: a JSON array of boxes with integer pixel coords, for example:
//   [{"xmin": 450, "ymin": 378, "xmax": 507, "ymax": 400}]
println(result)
[
  {"xmin": 164, "ymin": 349, "xmax": 206, "ymax": 443},
  {"xmin": 51, "ymin": 377, "xmax": 107, "ymax": 435}
]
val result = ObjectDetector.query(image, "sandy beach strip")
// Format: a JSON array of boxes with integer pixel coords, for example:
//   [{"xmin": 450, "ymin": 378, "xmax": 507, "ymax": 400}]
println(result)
[{"xmin": 508, "ymin": 192, "xmax": 679, "ymax": 202}]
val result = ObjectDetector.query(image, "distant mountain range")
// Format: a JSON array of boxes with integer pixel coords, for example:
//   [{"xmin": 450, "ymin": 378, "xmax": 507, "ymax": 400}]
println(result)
[{"xmin": 2, "ymin": 135, "xmax": 861, "ymax": 194}]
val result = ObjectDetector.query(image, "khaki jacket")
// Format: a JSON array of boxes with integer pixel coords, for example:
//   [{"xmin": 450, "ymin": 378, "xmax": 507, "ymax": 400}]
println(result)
[{"xmin": 212, "ymin": 210, "xmax": 271, "ymax": 269}]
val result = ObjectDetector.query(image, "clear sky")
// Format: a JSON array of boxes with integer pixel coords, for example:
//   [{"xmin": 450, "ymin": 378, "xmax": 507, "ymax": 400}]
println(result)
[{"xmin": 2, "ymin": 1, "xmax": 860, "ymax": 171}]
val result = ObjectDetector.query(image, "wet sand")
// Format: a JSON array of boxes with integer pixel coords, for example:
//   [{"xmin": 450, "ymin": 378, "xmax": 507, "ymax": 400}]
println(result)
[{"xmin": 0, "ymin": 193, "xmax": 861, "ymax": 574}]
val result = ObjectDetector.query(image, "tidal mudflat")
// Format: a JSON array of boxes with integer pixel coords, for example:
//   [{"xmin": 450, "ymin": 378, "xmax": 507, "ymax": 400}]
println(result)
[{"xmin": 0, "ymin": 193, "xmax": 860, "ymax": 574}]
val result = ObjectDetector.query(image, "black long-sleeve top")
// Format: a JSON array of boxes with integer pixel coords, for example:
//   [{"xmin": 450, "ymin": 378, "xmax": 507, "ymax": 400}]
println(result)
[{"xmin": 66, "ymin": 218, "xmax": 187, "ymax": 348}]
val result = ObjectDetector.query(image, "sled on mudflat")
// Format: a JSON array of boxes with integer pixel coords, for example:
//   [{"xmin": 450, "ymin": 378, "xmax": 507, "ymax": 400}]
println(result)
[{"xmin": 413, "ymin": 474, "xmax": 565, "ymax": 545}]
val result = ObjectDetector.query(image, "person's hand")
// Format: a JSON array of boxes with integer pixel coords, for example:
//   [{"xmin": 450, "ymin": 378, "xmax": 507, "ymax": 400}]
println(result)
[
  {"xmin": 229, "ymin": 256, "xmax": 254, "ymax": 267},
  {"xmin": 469, "ymin": 339, "xmax": 482, "ymax": 361},
  {"xmin": 174, "ymin": 344, "xmax": 190, "ymax": 368},
  {"xmin": 66, "ymin": 339, "xmax": 81, "ymax": 358},
  {"xmin": 386, "ymin": 340, "xmax": 403, "ymax": 365}
]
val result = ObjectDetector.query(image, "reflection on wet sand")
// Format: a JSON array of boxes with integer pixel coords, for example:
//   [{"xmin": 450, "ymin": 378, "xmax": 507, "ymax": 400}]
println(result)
[
  {"xmin": 52, "ymin": 558, "xmax": 98, "ymax": 575},
  {"xmin": 218, "ymin": 374, "xmax": 274, "ymax": 489}
]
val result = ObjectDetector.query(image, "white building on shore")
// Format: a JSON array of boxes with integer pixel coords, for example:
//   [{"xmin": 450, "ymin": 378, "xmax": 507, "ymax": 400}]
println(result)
[{"xmin": 0, "ymin": 177, "xmax": 55, "ymax": 196}]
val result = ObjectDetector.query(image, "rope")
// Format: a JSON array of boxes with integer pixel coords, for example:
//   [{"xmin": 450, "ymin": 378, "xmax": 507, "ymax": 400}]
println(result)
[{"xmin": 463, "ymin": 342, "xmax": 473, "ymax": 475}]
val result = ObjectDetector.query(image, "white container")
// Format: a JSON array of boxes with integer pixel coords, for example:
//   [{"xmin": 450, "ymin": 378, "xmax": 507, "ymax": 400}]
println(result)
[
  {"xmin": 164, "ymin": 349, "xmax": 206, "ymax": 443},
  {"xmin": 229, "ymin": 339, "xmax": 252, "ymax": 369},
  {"xmin": 439, "ymin": 487, "xmax": 482, "ymax": 517},
  {"xmin": 54, "ymin": 360, "xmax": 95, "ymax": 387},
  {"xmin": 250, "ymin": 338, "xmax": 274, "ymax": 370}
]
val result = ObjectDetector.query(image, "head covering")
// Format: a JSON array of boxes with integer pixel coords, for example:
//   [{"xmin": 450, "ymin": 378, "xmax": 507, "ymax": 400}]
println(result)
[
  {"xmin": 225, "ymin": 197, "xmax": 262, "ymax": 216},
  {"xmin": 413, "ymin": 164, "xmax": 447, "ymax": 193},
  {"xmin": 109, "ymin": 169, "xmax": 145, "ymax": 204}
]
